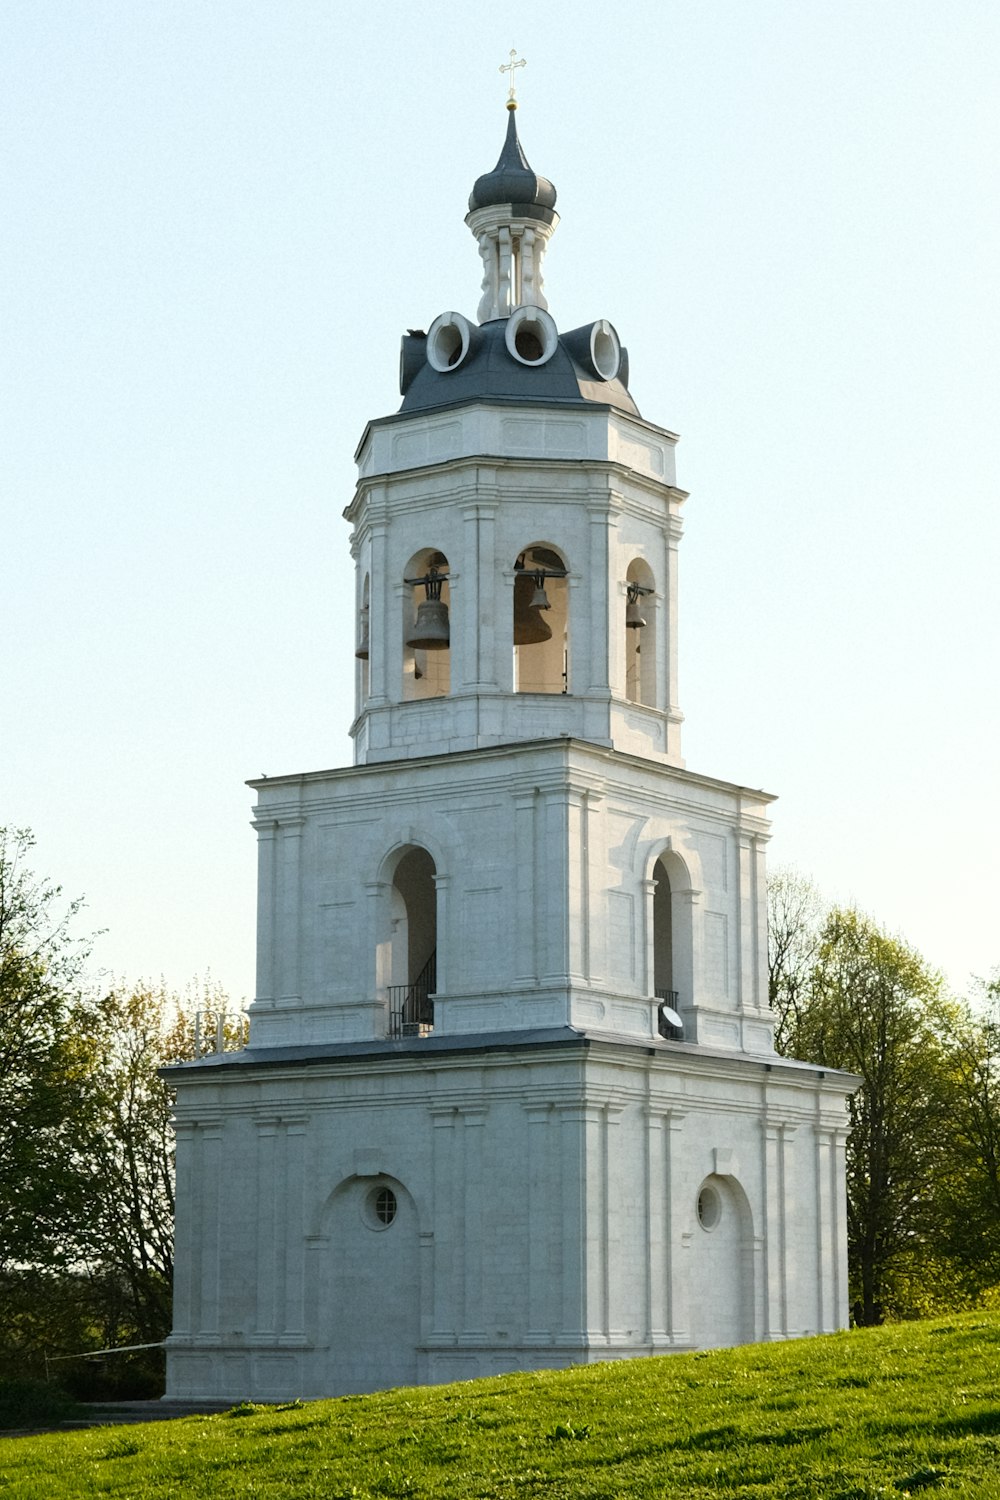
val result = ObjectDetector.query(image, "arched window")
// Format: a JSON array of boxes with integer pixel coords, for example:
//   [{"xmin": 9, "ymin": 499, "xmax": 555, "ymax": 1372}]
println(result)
[
  {"xmin": 403, "ymin": 549, "xmax": 450, "ymax": 701},
  {"xmin": 513, "ymin": 543, "xmax": 569, "ymax": 694},
  {"xmin": 386, "ymin": 846, "xmax": 437, "ymax": 1036},
  {"xmin": 625, "ymin": 558, "xmax": 657, "ymax": 707}
]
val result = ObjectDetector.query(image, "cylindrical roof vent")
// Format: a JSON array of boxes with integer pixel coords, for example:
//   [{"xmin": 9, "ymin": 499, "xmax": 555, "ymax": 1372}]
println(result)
[
  {"xmin": 505, "ymin": 304, "xmax": 559, "ymax": 367},
  {"xmin": 426, "ymin": 311, "xmax": 475, "ymax": 372},
  {"xmin": 562, "ymin": 319, "xmax": 623, "ymax": 383}
]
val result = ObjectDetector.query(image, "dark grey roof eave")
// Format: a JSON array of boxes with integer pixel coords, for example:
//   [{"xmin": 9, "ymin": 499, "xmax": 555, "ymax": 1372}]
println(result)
[
  {"xmin": 245, "ymin": 734, "xmax": 777, "ymax": 804},
  {"xmin": 161, "ymin": 1025, "xmax": 859, "ymax": 1090}
]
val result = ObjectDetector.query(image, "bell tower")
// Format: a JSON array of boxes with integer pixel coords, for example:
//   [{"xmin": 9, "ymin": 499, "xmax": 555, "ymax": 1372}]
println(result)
[
  {"xmin": 165, "ymin": 88, "xmax": 856, "ymax": 1403},
  {"xmin": 348, "ymin": 97, "xmax": 683, "ymax": 775}
]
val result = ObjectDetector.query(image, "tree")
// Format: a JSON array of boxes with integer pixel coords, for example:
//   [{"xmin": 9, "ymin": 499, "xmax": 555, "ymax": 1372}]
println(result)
[
  {"xmin": 777, "ymin": 905, "xmax": 950, "ymax": 1324},
  {"xmin": 0, "ymin": 827, "xmax": 245, "ymax": 1388},
  {"xmin": 0, "ymin": 826, "xmax": 96, "ymax": 1282},
  {"xmin": 935, "ymin": 972, "xmax": 1000, "ymax": 1295},
  {"xmin": 75, "ymin": 978, "xmax": 242, "ymax": 1350},
  {"xmin": 766, "ymin": 867, "xmax": 826, "ymax": 1054}
]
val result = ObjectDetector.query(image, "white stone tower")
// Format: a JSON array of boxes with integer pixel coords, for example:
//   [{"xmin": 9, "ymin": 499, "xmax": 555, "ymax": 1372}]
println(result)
[{"xmin": 165, "ymin": 96, "xmax": 855, "ymax": 1402}]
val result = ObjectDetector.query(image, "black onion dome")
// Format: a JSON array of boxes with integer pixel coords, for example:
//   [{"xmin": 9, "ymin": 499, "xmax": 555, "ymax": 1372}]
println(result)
[{"xmin": 468, "ymin": 107, "xmax": 557, "ymax": 224}]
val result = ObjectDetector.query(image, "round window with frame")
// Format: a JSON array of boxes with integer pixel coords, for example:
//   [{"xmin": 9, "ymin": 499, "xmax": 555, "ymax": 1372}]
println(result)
[
  {"xmin": 697, "ymin": 1182, "xmax": 722, "ymax": 1232},
  {"xmin": 363, "ymin": 1184, "xmax": 399, "ymax": 1230}
]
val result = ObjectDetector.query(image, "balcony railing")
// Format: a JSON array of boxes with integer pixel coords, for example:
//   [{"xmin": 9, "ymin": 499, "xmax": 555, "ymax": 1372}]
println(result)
[
  {"xmin": 655, "ymin": 989, "xmax": 683, "ymax": 1040},
  {"xmin": 387, "ymin": 951, "xmax": 436, "ymax": 1038}
]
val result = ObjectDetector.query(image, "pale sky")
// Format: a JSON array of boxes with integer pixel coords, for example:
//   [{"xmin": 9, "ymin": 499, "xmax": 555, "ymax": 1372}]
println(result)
[{"xmin": 2, "ymin": 2, "xmax": 997, "ymax": 1005}]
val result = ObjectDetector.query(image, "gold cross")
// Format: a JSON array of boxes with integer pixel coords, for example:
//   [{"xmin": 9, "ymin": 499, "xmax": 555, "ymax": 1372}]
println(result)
[{"xmin": 499, "ymin": 48, "xmax": 526, "ymax": 106}]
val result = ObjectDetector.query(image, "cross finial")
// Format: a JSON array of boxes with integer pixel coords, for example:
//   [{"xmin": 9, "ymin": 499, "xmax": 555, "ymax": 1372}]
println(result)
[{"xmin": 499, "ymin": 48, "xmax": 526, "ymax": 109}]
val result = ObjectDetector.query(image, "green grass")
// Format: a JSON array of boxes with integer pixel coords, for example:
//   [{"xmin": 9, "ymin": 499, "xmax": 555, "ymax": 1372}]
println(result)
[{"xmin": 2, "ymin": 1313, "xmax": 1000, "ymax": 1497}]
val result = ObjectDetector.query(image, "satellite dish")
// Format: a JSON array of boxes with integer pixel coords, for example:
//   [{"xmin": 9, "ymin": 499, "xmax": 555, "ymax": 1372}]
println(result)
[{"xmin": 656, "ymin": 1002, "xmax": 683, "ymax": 1040}]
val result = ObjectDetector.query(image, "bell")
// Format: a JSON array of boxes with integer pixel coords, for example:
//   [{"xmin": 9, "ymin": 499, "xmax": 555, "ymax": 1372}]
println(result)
[
  {"xmin": 406, "ymin": 598, "xmax": 450, "ymax": 650},
  {"xmin": 625, "ymin": 597, "xmax": 647, "ymax": 629},
  {"xmin": 530, "ymin": 581, "xmax": 551, "ymax": 611},
  {"xmin": 513, "ymin": 571, "xmax": 553, "ymax": 645},
  {"xmin": 355, "ymin": 612, "xmax": 370, "ymax": 660}
]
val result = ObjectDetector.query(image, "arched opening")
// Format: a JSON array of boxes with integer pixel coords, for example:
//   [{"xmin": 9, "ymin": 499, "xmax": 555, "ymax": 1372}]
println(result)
[
  {"xmin": 403, "ymin": 548, "xmax": 450, "ymax": 701},
  {"xmin": 652, "ymin": 856, "xmax": 676, "ymax": 1028},
  {"xmin": 356, "ymin": 573, "xmax": 371, "ymax": 702},
  {"xmin": 386, "ymin": 846, "xmax": 437, "ymax": 1036},
  {"xmin": 317, "ymin": 1174, "xmax": 421, "ymax": 1394},
  {"xmin": 625, "ymin": 558, "xmax": 657, "ymax": 707},
  {"xmin": 513, "ymin": 543, "xmax": 569, "ymax": 694},
  {"xmin": 688, "ymin": 1174, "xmax": 755, "ymax": 1348},
  {"xmin": 647, "ymin": 844, "xmax": 699, "ymax": 1040}
]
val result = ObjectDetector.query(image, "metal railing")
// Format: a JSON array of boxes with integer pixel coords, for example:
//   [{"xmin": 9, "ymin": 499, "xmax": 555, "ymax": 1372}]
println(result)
[
  {"xmin": 194, "ymin": 1009, "xmax": 249, "ymax": 1057},
  {"xmin": 655, "ymin": 988, "xmax": 683, "ymax": 1040},
  {"xmin": 387, "ymin": 951, "xmax": 436, "ymax": 1038}
]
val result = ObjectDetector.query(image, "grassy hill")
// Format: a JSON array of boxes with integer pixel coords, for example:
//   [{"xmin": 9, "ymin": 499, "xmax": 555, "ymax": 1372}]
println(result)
[{"xmin": 3, "ymin": 1312, "xmax": 1000, "ymax": 1497}]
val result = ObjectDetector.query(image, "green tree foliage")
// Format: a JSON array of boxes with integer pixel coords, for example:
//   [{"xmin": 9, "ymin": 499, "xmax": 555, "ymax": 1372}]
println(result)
[
  {"xmin": 770, "ymin": 878, "xmax": 1000, "ymax": 1324},
  {"xmin": 0, "ymin": 828, "xmax": 242, "ymax": 1386},
  {"xmin": 75, "ymin": 978, "xmax": 240, "ymax": 1351},
  {"xmin": 794, "ymin": 908, "xmax": 949, "ymax": 1324},
  {"xmin": 766, "ymin": 868, "xmax": 826, "ymax": 1055},
  {"xmin": 0, "ymin": 827, "xmax": 95, "ymax": 1282},
  {"xmin": 934, "ymin": 972, "xmax": 1000, "ymax": 1295}
]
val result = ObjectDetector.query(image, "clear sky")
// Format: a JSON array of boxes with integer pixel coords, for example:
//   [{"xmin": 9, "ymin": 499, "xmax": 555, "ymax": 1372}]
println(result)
[{"xmin": 2, "ymin": 1, "xmax": 997, "ymax": 1005}]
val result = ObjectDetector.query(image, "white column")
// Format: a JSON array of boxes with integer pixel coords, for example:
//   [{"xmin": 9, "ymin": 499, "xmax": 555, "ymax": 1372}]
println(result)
[
  {"xmin": 254, "ymin": 823, "xmax": 278, "ymax": 1005},
  {"xmin": 171, "ymin": 1121, "xmax": 197, "ymax": 1335},
  {"xmin": 430, "ymin": 1108, "xmax": 458, "ymax": 1341},
  {"xmin": 566, "ymin": 787, "xmax": 588, "ymax": 983},
  {"xmin": 254, "ymin": 1119, "xmax": 279, "ymax": 1335},
  {"xmin": 198, "ymin": 1125, "xmax": 222, "ymax": 1335},
  {"xmin": 652, "ymin": 1109, "xmax": 688, "ymax": 1345},
  {"xmin": 283, "ymin": 1121, "xmax": 307, "ymax": 1337},
  {"xmin": 763, "ymin": 1119, "xmax": 796, "ymax": 1338},
  {"xmin": 832, "ymin": 1126, "xmax": 851, "ymax": 1329},
  {"xmin": 524, "ymin": 1102, "xmax": 554, "ymax": 1342},
  {"xmin": 665, "ymin": 513, "xmax": 684, "ymax": 759},
  {"xmin": 737, "ymin": 833, "xmax": 753, "ymax": 1012},
  {"xmin": 585, "ymin": 501, "xmax": 614, "ymax": 696},
  {"xmin": 366, "ymin": 518, "xmax": 390, "ymax": 708},
  {"xmin": 513, "ymin": 790, "xmax": 537, "ymax": 983},
  {"xmin": 642, "ymin": 877, "xmax": 658, "ymax": 999},
  {"xmin": 277, "ymin": 819, "xmax": 305, "ymax": 1005},
  {"xmin": 459, "ymin": 1107, "xmax": 488, "ymax": 1341},
  {"xmin": 556, "ymin": 1104, "xmax": 587, "ymax": 1345},
  {"xmin": 433, "ymin": 872, "xmax": 451, "ymax": 999}
]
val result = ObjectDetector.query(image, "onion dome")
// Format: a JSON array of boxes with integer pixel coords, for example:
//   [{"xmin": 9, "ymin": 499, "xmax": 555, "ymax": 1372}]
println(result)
[{"xmin": 468, "ymin": 106, "xmax": 557, "ymax": 225}]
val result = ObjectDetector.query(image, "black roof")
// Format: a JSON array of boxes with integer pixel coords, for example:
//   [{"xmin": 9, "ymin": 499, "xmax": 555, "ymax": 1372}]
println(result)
[
  {"xmin": 399, "ymin": 319, "xmax": 639, "ymax": 416},
  {"xmin": 468, "ymin": 106, "xmax": 557, "ymax": 225}
]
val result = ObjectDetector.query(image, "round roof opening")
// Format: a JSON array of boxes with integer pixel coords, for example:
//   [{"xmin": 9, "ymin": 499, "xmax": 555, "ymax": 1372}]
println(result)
[
  {"xmin": 591, "ymin": 319, "xmax": 622, "ymax": 381},
  {"xmin": 427, "ymin": 312, "xmax": 472, "ymax": 373},
  {"xmin": 505, "ymin": 305, "xmax": 558, "ymax": 367}
]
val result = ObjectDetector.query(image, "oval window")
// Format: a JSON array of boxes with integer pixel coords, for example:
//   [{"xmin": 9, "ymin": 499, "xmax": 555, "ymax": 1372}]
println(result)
[
  {"xmin": 364, "ymin": 1184, "xmax": 398, "ymax": 1229},
  {"xmin": 697, "ymin": 1183, "xmax": 722, "ymax": 1231}
]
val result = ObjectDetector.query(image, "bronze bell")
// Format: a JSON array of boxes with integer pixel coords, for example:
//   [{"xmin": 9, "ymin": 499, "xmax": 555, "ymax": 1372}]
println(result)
[
  {"xmin": 513, "ymin": 571, "xmax": 553, "ymax": 645},
  {"xmin": 407, "ymin": 598, "xmax": 450, "ymax": 650},
  {"xmin": 626, "ymin": 585, "xmax": 647, "ymax": 629}
]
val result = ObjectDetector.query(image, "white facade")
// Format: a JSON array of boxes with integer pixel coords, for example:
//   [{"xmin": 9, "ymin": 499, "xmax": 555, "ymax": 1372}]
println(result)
[{"xmin": 166, "ymin": 102, "xmax": 854, "ymax": 1402}]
